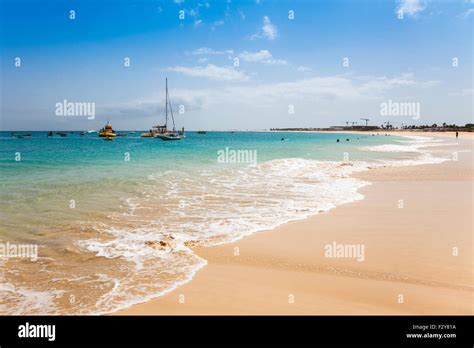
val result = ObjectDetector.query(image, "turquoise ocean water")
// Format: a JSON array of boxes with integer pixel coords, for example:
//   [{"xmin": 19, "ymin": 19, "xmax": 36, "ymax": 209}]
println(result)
[{"xmin": 0, "ymin": 131, "xmax": 449, "ymax": 314}]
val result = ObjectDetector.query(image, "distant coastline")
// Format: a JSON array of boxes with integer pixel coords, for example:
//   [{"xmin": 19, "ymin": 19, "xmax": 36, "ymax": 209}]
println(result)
[{"xmin": 270, "ymin": 124, "xmax": 474, "ymax": 133}]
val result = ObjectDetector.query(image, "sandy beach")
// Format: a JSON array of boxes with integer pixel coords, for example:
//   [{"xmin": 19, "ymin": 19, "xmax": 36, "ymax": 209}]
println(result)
[
  {"xmin": 271, "ymin": 129, "xmax": 474, "ymax": 140},
  {"xmin": 349, "ymin": 130, "xmax": 474, "ymax": 140},
  {"xmin": 114, "ymin": 133, "xmax": 473, "ymax": 315}
]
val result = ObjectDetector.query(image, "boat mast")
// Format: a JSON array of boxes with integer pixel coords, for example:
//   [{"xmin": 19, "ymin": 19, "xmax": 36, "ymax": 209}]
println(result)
[
  {"xmin": 167, "ymin": 79, "xmax": 176, "ymax": 132},
  {"xmin": 165, "ymin": 78, "xmax": 168, "ymax": 129}
]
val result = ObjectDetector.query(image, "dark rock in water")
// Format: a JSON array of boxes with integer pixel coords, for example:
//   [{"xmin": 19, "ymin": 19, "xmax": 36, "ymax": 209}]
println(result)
[
  {"xmin": 145, "ymin": 240, "xmax": 169, "ymax": 249},
  {"xmin": 184, "ymin": 240, "xmax": 199, "ymax": 248},
  {"xmin": 337, "ymin": 139, "xmax": 340, "ymax": 142},
  {"xmin": 346, "ymin": 138, "xmax": 350, "ymax": 141}
]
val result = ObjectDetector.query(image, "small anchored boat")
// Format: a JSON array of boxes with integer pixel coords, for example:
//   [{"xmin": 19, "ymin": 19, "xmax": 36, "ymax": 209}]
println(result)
[{"xmin": 155, "ymin": 132, "xmax": 185, "ymax": 141}]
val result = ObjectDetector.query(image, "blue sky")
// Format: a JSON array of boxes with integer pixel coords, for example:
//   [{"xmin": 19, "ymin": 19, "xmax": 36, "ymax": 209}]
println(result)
[{"xmin": 0, "ymin": 0, "xmax": 472, "ymax": 130}]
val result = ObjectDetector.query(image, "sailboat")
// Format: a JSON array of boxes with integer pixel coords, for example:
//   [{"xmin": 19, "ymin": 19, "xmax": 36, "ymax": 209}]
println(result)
[{"xmin": 143, "ymin": 78, "xmax": 185, "ymax": 141}]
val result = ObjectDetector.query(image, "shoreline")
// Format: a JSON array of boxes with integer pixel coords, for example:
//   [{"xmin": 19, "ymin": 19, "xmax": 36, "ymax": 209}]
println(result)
[{"xmin": 115, "ymin": 133, "xmax": 473, "ymax": 315}]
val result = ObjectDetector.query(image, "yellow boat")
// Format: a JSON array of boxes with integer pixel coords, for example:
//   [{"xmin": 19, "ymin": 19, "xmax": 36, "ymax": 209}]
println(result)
[{"xmin": 99, "ymin": 122, "xmax": 117, "ymax": 137}]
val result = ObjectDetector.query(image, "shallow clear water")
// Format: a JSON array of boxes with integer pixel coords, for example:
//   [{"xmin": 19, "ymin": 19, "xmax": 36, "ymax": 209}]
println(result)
[{"xmin": 0, "ymin": 131, "xmax": 450, "ymax": 314}]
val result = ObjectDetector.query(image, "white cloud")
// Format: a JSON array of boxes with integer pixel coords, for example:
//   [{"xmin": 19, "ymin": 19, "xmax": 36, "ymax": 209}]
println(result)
[
  {"xmin": 165, "ymin": 73, "xmax": 434, "ymax": 107},
  {"xmin": 239, "ymin": 50, "xmax": 287, "ymax": 65},
  {"xmin": 354, "ymin": 73, "xmax": 434, "ymax": 95},
  {"xmin": 187, "ymin": 9, "xmax": 199, "ymax": 17},
  {"xmin": 448, "ymin": 88, "xmax": 474, "ymax": 96},
  {"xmin": 198, "ymin": 2, "xmax": 210, "ymax": 8},
  {"xmin": 174, "ymin": 0, "xmax": 185, "ymax": 4},
  {"xmin": 168, "ymin": 64, "xmax": 249, "ymax": 81},
  {"xmin": 297, "ymin": 66, "xmax": 312, "ymax": 72},
  {"xmin": 262, "ymin": 16, "xmax": 278, "ymax": 40},
  {"xmin": 194, "ymin": 19, "xmax": 203, "ymax": 28},
  {"xmin": 211, "ymin": 20, "xmax": 225, "ymax": 30},
  {"xmin": 252, "ymin": 16, "xmax": 278, "ymax": 40},
  {"xmin": 460, "ymin": 8, "xmax": 474, "ymax": 18},
  {"xmin": 397, "ymin": 0, "xmax": 426, "ymax": 18},
  {"xmin": 189, "ymin": 47, "xmax": 234, "ymax": 55}
]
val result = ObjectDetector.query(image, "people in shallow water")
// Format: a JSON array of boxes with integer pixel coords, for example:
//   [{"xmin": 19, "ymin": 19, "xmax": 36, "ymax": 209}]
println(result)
[
  {"xmin": 346, "ymin": 138, "xmax": 350, "ymax": 141},
  {"xmin": 456, "ymin": 131, "xmax": 459, "ymax": 139},
  {"xmin": 337, "ymin": 139, "xmax": 340, "ymax": 142},
  {"xmin": 281, "ymin": 138, "xmax": 285, "ymax": 141}
]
